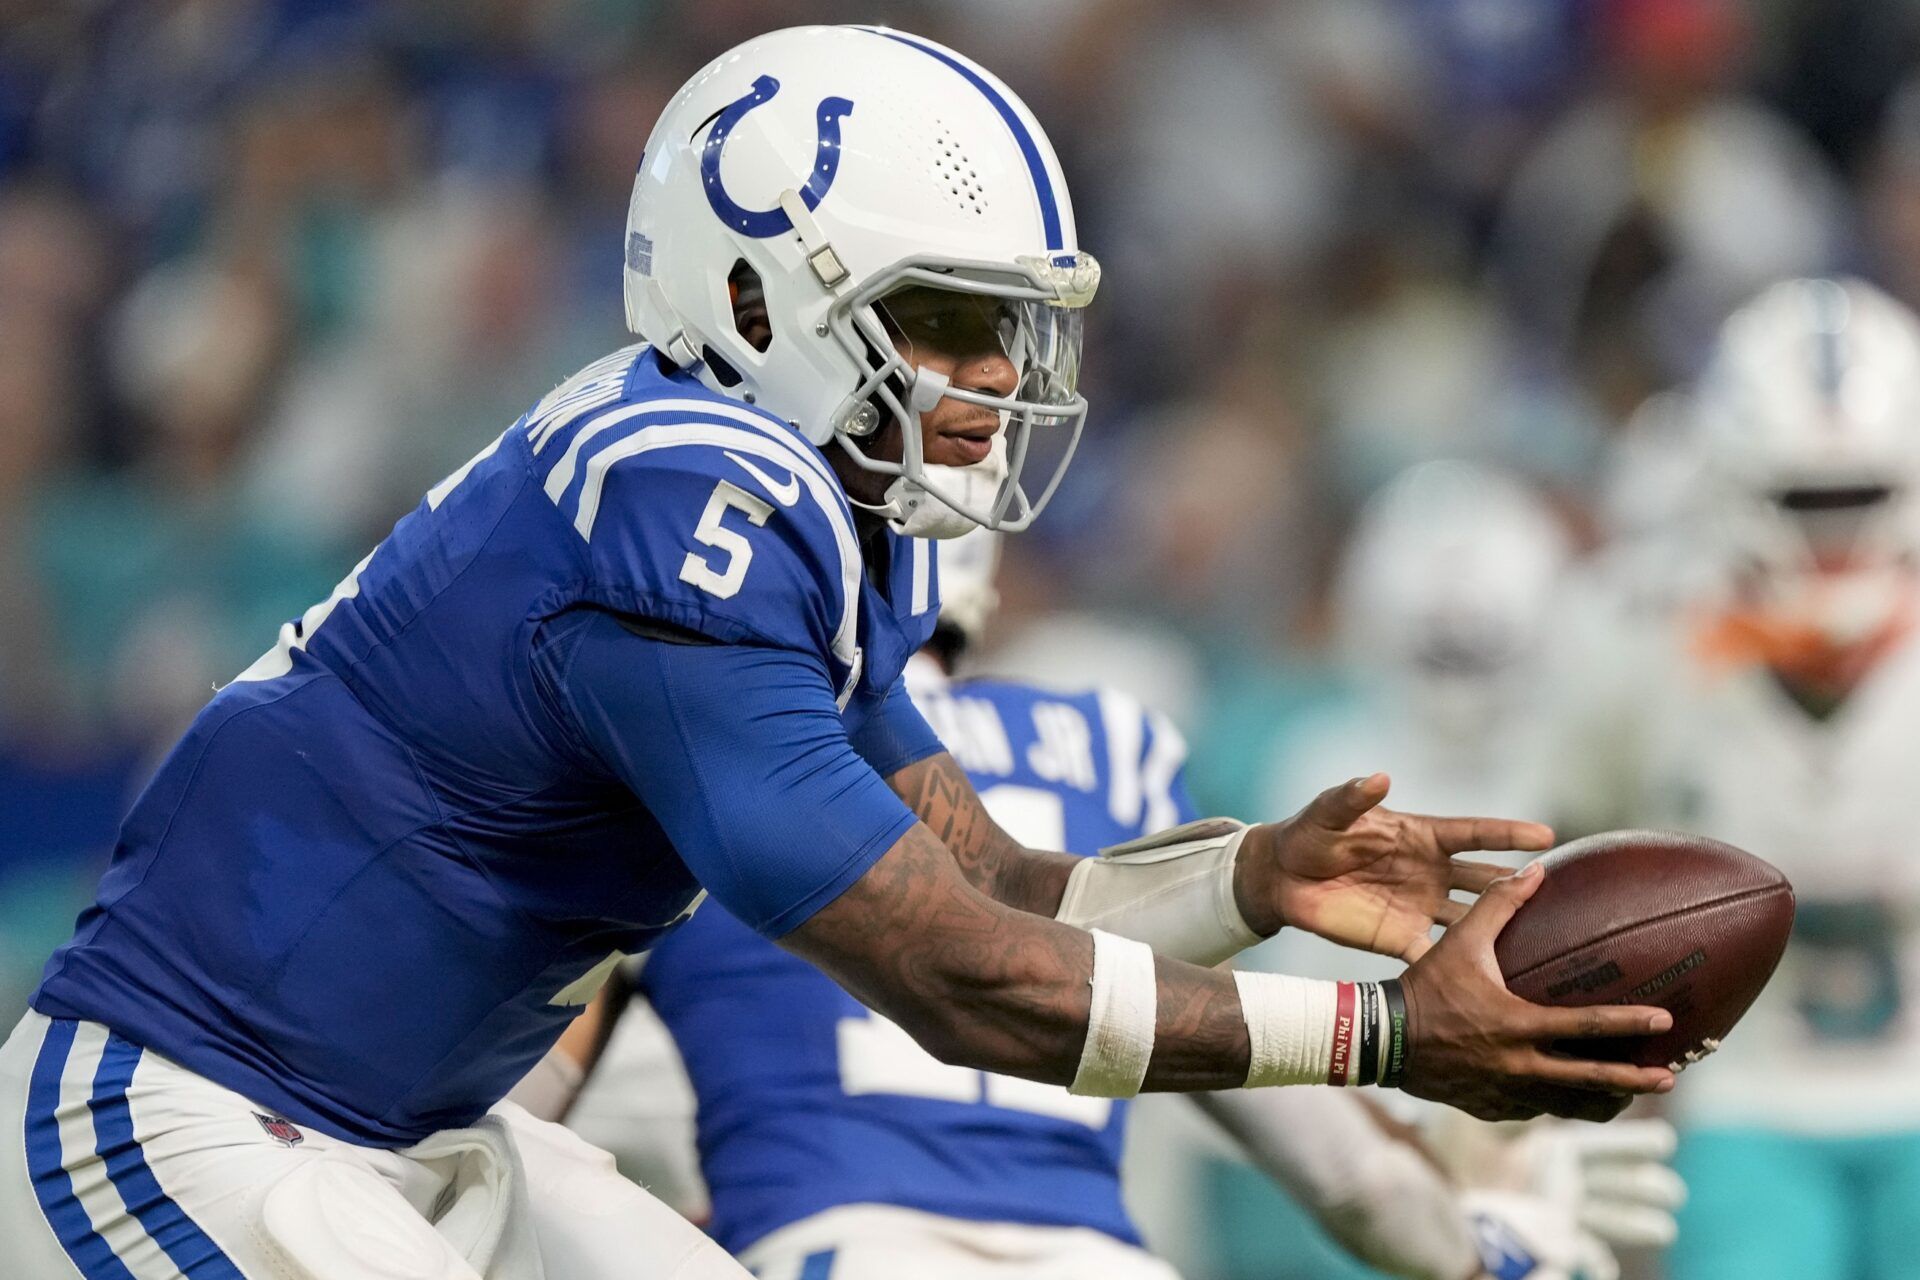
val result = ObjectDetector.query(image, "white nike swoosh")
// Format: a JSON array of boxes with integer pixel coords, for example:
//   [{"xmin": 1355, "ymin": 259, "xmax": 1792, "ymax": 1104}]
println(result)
[{"xmin": 725, "ymin": 451, "xmax": 802, "ymax": 507}]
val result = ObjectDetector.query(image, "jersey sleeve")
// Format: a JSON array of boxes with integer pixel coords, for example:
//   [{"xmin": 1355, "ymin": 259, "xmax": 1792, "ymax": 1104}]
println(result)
[
  {"xmin": 561, "ymin": 433, "xmax": 860, "ymax": 672},
  {"xmin": 542, "ymin": 609, "xmax": 916, "ymax": 938},
  {"xmin": 846, "ymin": 674, "xmax": 946, "ymax": 780}
]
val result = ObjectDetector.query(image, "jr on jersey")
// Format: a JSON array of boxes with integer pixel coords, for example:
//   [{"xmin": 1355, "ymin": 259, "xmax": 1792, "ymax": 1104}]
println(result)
[{"xmin": 633, "ymin": 660, "xmax": 1194, "ymax": 1257}]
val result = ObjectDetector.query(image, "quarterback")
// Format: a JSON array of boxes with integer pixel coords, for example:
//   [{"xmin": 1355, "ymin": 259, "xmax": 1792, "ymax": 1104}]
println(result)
[{"xmin": 0, "ymin": 25, "xmax": 1671, "ymax": 1280}]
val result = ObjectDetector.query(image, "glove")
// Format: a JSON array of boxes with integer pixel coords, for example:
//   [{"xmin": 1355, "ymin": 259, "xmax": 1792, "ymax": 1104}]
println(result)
[
  {"xmin": 1508, "ymin": 1119, "xmax": 1686, "ymax": 1249},
  {"xmin": 1460, "ymin": 1189, "xmax": 1618, "ymax": 1280}
]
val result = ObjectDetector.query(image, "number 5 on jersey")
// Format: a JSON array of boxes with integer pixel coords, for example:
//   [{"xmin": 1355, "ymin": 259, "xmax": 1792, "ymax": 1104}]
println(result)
[{"xmin": 680, "ymin": 480, "xmax": 773, "ymax": 599}]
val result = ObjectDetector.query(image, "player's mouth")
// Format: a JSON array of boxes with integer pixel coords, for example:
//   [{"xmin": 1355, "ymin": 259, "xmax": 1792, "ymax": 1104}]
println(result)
[{"xmin": 939, "ymin": 422, "xmax": 998, "ymax": 465}]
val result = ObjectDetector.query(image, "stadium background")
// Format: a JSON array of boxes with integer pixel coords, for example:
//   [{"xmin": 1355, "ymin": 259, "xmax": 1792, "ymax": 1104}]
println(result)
[{"xmin": 0, "ymin": 0, "xmax": 1906, "ymax": 1276}]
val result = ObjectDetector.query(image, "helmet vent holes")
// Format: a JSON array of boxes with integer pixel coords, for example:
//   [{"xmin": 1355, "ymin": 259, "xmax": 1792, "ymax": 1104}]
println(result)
[{"xmin": 931, "ymin": 129, "xmax": 987, "ymax": 215}]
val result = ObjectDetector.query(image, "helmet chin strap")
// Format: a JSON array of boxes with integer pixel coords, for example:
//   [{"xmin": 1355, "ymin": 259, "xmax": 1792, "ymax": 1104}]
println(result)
[{"xmin": 844, "ymin": 367, "xmax": 1011, "ymax": 539}]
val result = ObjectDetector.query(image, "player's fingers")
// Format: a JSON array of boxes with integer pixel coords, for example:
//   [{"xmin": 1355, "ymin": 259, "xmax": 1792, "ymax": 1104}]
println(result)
[
  {"xmin": 1399, "ymin": 933, "xmax": 1433, "ymax": 963},
  {"xmin": 1301, "ymin": 773, "xmax": 1390, "ymax": 832},
  {"xmin": 1427, "ymin": 815, "xmax": 1555, "ymax": 854},
  {"xmin": 1528, "ymin": 1001, "xmax": 1674, "ymax": 1041},
  {"xmin": 1573, "ymin": 1118, "xmax": 1680, "ymax": 1163},
  {"xmin": 1580, "ymin": 1200, "xmax": 1681, "ymax": 1250},
  {"xmin": 1516, "ymin": 1050, "xmax": 1674, "ymax": 1097},
  {"xmin": 1444, "ymin": 861, "xmax": 1544, "ymax": 946},
  {"xmin": 1515, "ymin": 1084, "xmax": 1633, "ymax": 1123},
  {"xmin": 1585, "ymin": 1161, "xmax": 1689, "ymax": 1212},
  {"xmin": 1573, "ymin": 1233, "xmax": 1622, "ymax": 1280},
  {"xmin": 1448, "ymin": 860, "xmax": 1509, "ymax": 894},
  {"xmin": 1434, "ymin": 898, "xmax": 1469, "ymax": 927}
]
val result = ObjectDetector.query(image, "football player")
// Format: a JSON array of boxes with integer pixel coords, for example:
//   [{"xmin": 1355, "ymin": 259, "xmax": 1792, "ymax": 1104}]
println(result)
[
  {"xmin": 531, "ymin": 530, "xmax": 1682, "ymax": 1280},
  {"xmin": 0, "ymin": 25, "xmax": 1674, "ymax": 1280},
  {"xmin": 1548, "ymin": 277, "xmax": 1920, "ymax": 1280},
  {"xmin": 1237, "ymin": 462, "xmax": 1682, "ymax": 1280}
]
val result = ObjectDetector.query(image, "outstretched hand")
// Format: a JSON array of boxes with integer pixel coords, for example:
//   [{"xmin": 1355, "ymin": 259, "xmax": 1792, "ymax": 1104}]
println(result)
[{"xmin": 1235, "ymin": 773, "xmax": 1554, "ymax": 961}]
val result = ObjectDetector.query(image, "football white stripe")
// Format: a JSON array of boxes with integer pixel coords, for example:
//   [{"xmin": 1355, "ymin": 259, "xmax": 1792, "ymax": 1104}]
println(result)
[
  {"xmin": 526, "ymin": 346, "xmax": 643, "ymax": 454},
  {"xmin": 544, "ymin": 397, "xmax": 840, "ymax": 508}
]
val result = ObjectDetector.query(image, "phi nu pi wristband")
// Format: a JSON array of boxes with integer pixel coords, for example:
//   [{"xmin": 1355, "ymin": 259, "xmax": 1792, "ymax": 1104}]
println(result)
[{"xmin": 1233, "ymin": 971, "xmax": 1410, "ymax": 1088}]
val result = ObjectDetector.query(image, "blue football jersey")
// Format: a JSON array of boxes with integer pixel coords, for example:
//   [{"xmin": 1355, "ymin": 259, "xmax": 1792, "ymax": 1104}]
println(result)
[
  {"xmin": 32, "ymin": 345, "xmax": 942, "ymax": 1145},
  {"xmin": 640, "ymin": 665, "xmax": 1196, "ymax": 1252}
]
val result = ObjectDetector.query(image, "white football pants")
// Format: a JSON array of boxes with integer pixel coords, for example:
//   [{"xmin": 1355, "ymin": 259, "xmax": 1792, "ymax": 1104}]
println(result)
[
  {"xmin": 0, "ymin": 1011, "xmax": 748, "ymax": 1280},
  {"xmin": 739, "ymin": 1204, "xmax": 1186, "ymax": 1280}
]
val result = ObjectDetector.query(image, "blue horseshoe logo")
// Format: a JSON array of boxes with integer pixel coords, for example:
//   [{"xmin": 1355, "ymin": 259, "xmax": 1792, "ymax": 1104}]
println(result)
[{"xmin": 701, "ymin": 75, "xmax": 855, "ymax": 237}]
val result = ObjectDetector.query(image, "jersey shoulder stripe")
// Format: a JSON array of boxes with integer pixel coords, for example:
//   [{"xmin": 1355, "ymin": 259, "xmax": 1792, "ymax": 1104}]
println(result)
[{"xmin": 519, "ymin": 352, "xmax": 863, "ymax": 702}]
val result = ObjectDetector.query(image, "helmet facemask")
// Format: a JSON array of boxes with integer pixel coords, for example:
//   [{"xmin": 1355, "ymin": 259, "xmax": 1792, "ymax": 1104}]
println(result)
[
  {"xmin": 1721, "ymin": 480, "xmax": 1920, "ymax": 645},
  {"xmin": 823, "ymin": 252, "xmax": 1097, "ymax": 538}
]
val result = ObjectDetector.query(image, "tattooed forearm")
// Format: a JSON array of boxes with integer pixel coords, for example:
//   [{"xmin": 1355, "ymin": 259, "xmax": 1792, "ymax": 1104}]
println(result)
[
  {"xmin": 781, "ymin": 821, "xmax": 1253, "ymax": 1090},
  {"xmin": 888, "ymin": 752, "xmax": 1080, "ymax": 915}
]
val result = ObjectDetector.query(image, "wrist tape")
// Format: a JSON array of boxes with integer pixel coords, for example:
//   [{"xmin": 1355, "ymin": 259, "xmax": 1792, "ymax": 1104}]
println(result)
[
  {"xmin": 1069, "ymin": 930, "xmax": 1158, "ymax": 1097},
  {"xmin": 1235, "ymin": 972, "xmax": 1410, "ymax": 1088},
  {"xmin": 1054, "ymin": 818, "xmax": 1264, "ymax": 967}
]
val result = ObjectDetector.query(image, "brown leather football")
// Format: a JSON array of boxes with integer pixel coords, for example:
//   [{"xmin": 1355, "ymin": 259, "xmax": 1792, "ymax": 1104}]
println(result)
[{"xmin": 1494, "ymin": 830, "xmax": 1796, "ymax": 1070}]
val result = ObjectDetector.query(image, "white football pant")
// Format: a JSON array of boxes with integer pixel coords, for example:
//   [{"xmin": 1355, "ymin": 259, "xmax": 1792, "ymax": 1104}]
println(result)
[
  {"xmin": 0, "ymin": 1011, "xmax": 748, "ymax": 1280},
  {"xmin": 739, "ymin": 1203, "xmax": 1186, "ymax": 1280}
]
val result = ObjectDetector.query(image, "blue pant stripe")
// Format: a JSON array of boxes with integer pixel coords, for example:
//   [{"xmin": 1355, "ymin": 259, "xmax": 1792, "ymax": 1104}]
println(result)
[
  {"xmin": 798, "ymin": 1249, "xmax": 837, "ymax": 1280},
  {"xmin": 90, "ymin": 1033, "xmax": 246, "ymax": 1279},
  {"xmin": 24, "ymin": 1018, "xmax": 139, "ymax": 1280}
]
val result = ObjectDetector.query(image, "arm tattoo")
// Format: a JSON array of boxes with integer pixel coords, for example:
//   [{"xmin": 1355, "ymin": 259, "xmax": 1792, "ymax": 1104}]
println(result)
[
  {"xmin": 889, "ymin": 752, "xmax": 1079, "ymax": 915},
  {"xmin": 780, "ymin": 821, "xmax": 1253, "ymax": 1091}
]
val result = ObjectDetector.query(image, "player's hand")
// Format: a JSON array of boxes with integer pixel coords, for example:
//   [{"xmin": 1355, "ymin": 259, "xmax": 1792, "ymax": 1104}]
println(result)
[
  {"xmin": 1519, "ymin": 1119, "xmax": 1686, "ymax": 1249},
  {"xmin": 1459, "ymin": 1189, "xmax": 1621, "ymax": 1280},
  {"xmin": 1396, "ymin": 863, "xmax": 1677, "ymax": 1123},
  {"xmin": 1236, "ymin": 773, "xmax": 1552, "ymax": 961}
]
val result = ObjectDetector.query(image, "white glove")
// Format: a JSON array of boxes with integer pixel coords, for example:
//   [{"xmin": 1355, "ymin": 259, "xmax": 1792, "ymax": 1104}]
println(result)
[
  {"xmin": 1460, "ymin": 1189, "xmax": 1618, "ymax": 1280},
  {"xmin": 1508, "ymin": 1119, "xmax": 1687, "ymax": 1250}
]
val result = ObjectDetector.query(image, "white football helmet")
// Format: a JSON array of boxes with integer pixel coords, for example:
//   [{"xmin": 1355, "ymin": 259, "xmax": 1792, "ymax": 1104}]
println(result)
[
  {"xmin": 624, "ymin": 25, "xmax": 1099, "ymax": 537},
  {"xmin": 1692, "ymin": 277, "xmax": 1920, "ymax": 640},
  {"xmin": 1337, "ymin": 461, "xmax": 1572, "ymax": 732}
]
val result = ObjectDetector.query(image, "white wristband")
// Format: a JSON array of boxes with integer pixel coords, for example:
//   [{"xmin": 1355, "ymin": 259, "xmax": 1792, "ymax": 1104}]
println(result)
[
  {"xmin": 1235, "ymin": 970, "xmax": 1356, "ymax": 1088},
  {"xmin": 1069, "ymin": 930, "xmax": 1158, "ymax": 1097}
]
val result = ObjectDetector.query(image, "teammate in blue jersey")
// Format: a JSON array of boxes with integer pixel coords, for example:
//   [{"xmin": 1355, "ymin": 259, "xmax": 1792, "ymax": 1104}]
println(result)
[
  {"xmin": 0, "ymin": 24, "xmax": 1678, "ymax": 1280},
  {"xmin": 636, "ymin": 532, "xmax": 1195, "ymax": 1265},
  {"xmin": 537, "ymin": 533, "xmax": 1685, "ymax": 1280}
]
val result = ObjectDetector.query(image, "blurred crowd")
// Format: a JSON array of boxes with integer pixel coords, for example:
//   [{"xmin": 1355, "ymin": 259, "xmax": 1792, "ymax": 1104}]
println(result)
[{"xmin": 4, "ymin": 0, "xmax": 1920, "ymax": 1270}]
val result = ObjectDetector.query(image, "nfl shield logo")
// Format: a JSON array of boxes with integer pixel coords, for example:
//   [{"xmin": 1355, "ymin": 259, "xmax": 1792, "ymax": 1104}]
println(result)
[{"xmin": 254, "ymin": 1112, "xmax": 304, "ymax": 1147}]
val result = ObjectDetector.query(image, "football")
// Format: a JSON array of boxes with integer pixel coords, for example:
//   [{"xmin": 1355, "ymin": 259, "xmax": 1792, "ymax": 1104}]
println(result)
[{"xmin": 1494, "ymin": 831, "xmax": 1796, "ymax": 1071}]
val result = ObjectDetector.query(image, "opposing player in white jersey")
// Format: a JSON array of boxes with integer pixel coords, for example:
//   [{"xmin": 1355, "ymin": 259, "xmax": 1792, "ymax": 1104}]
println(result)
[
  {"xmin": 0, "ymin": 23, "xmax": 1677, "ymax": 1280},
  {"xmin": 1548, "ymin": 277, "xmax": 1920, "ymax": 1280},
  {"xmin": 536, "ymin": 530, "xmax": 1682, "ymax": 1280},
  {"xmin": 1243, "ymin": 463, "xmax": 1684, "ymax": 1279},
  {"xmin": 1263, "ymin": 462, "xmax": 1575, "ymax": 827}
]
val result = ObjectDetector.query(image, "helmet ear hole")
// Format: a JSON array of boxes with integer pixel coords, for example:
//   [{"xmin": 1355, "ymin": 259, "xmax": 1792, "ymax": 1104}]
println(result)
[
  {"xmin": 728, "ymin": 260, "xmax": 772, "ymax": 353},
  {"xmin": 701, "ymin": 347, "xmax": 744, "ymax": 388}
]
